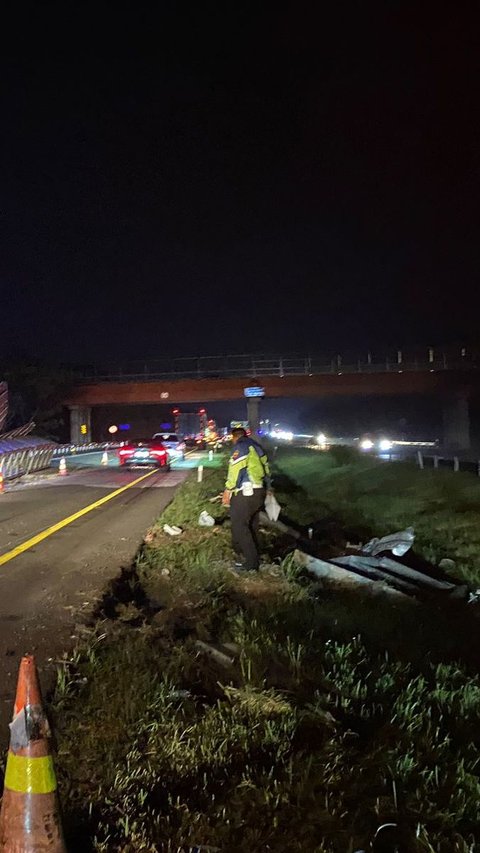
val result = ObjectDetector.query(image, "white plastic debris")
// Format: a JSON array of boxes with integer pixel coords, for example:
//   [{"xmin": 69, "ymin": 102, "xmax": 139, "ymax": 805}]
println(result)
[
  {"xmin": 265, "ymin": 492, "xmax": 281, "ymax": 522},
  {"xmin": 198, "ymin": 510, "xmax": 215, "ymax": 527},
  {"xmin": 163, "ymin": 524, "xmax": 183, "ymax": 536}
]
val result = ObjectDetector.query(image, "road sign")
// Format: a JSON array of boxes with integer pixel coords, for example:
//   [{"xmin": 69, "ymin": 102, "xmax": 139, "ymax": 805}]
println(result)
[
  {"xmin": 80, "ymin": 424, "xmax": 87, "ymax": 435},
  {"xmin": 244, "ymin": 386, "xmax": 265, "ymax": 398}
]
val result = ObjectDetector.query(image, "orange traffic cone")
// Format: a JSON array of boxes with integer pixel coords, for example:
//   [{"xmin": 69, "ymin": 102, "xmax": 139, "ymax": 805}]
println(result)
[
  {"xmin": 58, "ymin": 457, "xmax": 67, "ymax": 477},
  {"xmin": 0, "ymin": 473, "xmax": 4, "ymax": 493},
  {"xmin": 0, "ymin": 655, "xmax": 66, "ymax": 851}
]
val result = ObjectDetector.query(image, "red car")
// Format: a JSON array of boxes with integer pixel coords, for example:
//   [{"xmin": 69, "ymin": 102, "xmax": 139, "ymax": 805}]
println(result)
[{"xmin": 118, "ymin": 439, "xmax": 170, "ymax": 470}]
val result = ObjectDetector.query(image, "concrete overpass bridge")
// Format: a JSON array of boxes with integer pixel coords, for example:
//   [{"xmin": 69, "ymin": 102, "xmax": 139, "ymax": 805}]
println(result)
[{"xmin": 64, "ymin": 349, "xmax": 480, "ymax": 449}]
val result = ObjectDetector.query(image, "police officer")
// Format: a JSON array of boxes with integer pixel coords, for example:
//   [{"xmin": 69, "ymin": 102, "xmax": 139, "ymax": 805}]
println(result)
[{"xmin": 222, "ymin": 428, "xmax": 271, "ymax": 572}]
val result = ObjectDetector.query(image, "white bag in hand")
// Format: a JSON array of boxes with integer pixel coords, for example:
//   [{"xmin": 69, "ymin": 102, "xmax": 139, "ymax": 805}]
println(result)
[{"xmin": 265, "ymin": 493, "xmax": 281, "ymax": 522}]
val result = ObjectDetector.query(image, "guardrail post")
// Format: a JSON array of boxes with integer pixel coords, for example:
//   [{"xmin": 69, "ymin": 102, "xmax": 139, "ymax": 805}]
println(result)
[
  {"xmin": 416, "ymin": 450, "xmax": 424, "ymax": 469},
  {"xmin": 453, "ymin": 456, "xmax": 459, "ymax": 472},
  {"xmin": 433, "ymin": 455, "xmax": 439, "ymax": 469}
]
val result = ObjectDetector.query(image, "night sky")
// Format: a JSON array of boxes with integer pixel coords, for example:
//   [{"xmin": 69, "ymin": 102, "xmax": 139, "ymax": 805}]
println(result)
[{"xmin": 1, "ymin": 2, "xmax": 479, "ymax": 365}]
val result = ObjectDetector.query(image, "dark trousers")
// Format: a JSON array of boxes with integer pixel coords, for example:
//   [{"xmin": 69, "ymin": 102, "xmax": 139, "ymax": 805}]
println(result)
[{"xmin": 230, "ymin": 488, "xmax": 266, "ymax": 570}]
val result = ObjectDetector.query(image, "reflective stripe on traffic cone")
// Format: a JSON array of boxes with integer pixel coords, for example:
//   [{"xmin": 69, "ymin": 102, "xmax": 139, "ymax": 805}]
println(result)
[
  {"xmin": 0, "ymin": 655, "xmax": 66, "ymax": 852},
  {"xmin": 58, "ymin": 457, "xmax": 67, "ymax": 477}
]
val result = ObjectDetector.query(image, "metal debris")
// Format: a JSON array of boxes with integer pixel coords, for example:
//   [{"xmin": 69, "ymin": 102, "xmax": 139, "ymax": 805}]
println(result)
[
  {"xmin": 195, "ymin": 640, "xmax": 234, "ymax": 667},
  {"xmin": 259, "ymin": 511, "xmax": 301, "ymax": 539},
  {"xmin": 293, "ymin": 551, "xmax": 411, "ymax": 600},
  {"xmin": 468, "ymin": 589, "xmax": 480, "ymax": 605},
  {"xmin": 332, "ymin": 555, "xmax": 417, "ymax": 593},
  {"xmin": 294, "ymin": 543, "xmax": 467, "ymax": 601},
  {"xmin": 361, "ymin": 527, "xmax": 415, "ymax": 557}
]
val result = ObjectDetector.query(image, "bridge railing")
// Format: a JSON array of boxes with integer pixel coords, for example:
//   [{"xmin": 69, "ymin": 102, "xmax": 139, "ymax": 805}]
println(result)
[{"xmin": 73, "ymin": 348, "xmax": 479, "ymax": 383}]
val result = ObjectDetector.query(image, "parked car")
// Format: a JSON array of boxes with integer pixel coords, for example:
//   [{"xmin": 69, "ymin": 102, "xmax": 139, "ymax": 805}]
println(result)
[
  {"xmin": 152, "ymin": 433, "xmax": 186, "ymax": 460},
  {"xmin": 118, "ymin": 439, "xmax": 170, "ymax": 470}
]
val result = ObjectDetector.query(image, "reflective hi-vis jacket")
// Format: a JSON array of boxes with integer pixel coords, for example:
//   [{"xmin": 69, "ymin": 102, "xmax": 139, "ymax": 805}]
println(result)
[{"xmin": 225, "ymin": 437, "xmax": 271, "ymax": 494}]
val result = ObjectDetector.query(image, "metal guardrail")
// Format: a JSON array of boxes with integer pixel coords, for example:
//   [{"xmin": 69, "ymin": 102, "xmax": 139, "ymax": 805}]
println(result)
[
  {"xmin": 72, "ymin": 348, "xmax": 479, "ymax": 383},
  {"xmin": 0, "ymin": 444, "xmax": 55, "ymax": 481},
  {"xmin": 416, "ymin": 452, "xmax": 480, "ymax": 476},
  {"xmin": 0, "ymin": 441, "xmax": 123, "ymax": 482},
  {"xmin": 52, "ymin": 442, "xmax": 119, "ymax": 457}
]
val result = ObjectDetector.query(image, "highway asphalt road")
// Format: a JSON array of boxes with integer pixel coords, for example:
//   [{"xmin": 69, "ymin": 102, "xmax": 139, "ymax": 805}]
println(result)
[{"xmin": 0, "ymin": 451, "xmax": 196, "ymax": 746}]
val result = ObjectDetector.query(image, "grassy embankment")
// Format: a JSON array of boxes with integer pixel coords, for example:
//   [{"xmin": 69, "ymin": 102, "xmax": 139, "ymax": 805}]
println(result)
[
  {"xmin": 47, "ymin": 450, "xmax": 480, "ymax": 852},
  {"xmin": 276, "ymin": 445, "xmax": 480, "ymax": 586}
]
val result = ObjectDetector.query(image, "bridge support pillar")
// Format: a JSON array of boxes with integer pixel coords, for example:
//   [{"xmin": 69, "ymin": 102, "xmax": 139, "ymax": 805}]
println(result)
[
  {"xmin": 247, "ymin": 398, "xmax": 261, "ymax": 437},
  {"xmin": 443, "ymin": 393, "xmax": 470, "ymax": 451},
  {"xmin": 69, "ymin": 405, "xmax": 92, "ymax": 445}
]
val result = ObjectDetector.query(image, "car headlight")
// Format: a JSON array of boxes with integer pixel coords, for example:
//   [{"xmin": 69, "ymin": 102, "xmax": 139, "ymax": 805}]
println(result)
[
  {"xmin": 378, "ymin": 438, "xmax": 393, "ymax": 452},
  {"xmin": 360, "ymin": 438, "xmax": 374, "ymax": 451}
]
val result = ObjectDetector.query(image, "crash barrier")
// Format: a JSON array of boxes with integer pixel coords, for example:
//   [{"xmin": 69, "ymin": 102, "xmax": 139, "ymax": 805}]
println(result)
[
  {"xmin": 0, "ymin": 438, "xmax": 56, "ymax": 481},
  {"xmin": 52, "ymin": 441, "xmax": 119, "ymax": 457},
  {"xmin": 293, "ymin": 524, "xmax": 471, "ymax": 602},
  {"xmin": 416, "ymin": 451, "xmax": 480, "ymax": 475},
  {"xmin": 0, "ymin": 655, "xmax": 66, "ymax": 851}
]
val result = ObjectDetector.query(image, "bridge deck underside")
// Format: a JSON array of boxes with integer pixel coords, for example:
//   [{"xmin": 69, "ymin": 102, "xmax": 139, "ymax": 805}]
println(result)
[{"xmin": 65, "ymin": 371, "xmax": 476, "ymax": 406}]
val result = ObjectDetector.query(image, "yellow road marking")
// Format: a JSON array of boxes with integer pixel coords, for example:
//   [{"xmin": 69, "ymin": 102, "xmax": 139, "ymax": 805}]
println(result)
[{"xmin": 0, "ymin": 468, "xmax": 159, "ymax": 567}]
